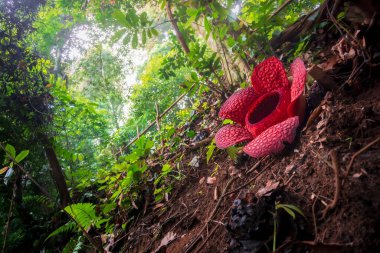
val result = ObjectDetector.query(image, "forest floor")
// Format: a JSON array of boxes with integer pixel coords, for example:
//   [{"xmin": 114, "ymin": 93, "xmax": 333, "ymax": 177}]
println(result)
[{"xmin": 117, "ymin": 4, "xmax": 380, "ymax": 253}]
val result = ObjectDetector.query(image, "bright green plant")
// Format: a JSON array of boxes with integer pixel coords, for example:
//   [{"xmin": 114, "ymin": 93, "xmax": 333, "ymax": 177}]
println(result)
[{"xmin": 272, "ymin": 202, "xmax": 305, "ymax": 251}]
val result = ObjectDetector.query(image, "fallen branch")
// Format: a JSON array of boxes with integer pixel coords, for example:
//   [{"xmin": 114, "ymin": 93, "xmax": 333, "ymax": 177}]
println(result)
[
  {"xmin": 295, "ymin": 240, "xmax": 353, "ymax": 249},
  {"xmin": 321, "ymin": 150, "xmax": 340, "ymax": 219}
]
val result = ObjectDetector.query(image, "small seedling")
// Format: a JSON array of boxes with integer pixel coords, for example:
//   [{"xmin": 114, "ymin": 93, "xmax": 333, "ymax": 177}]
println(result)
[{"xmin": 272, "ymin": 202, "xmax": 305, "ymax": 252}]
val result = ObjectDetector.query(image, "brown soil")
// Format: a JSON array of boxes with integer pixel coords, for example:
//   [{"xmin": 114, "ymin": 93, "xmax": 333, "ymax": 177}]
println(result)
[{"xmin": 119, "ymin": 81, "xmax": 380, "ymax": 253}]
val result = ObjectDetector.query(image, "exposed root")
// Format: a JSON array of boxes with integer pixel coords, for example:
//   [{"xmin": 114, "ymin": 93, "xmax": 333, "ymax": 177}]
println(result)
[
  {"xmin": 321, "ymin": 150, "xmax": 341, "ymax": 219},
  {"xmin": 344, "ymin": 135, "xmax": 380, "ymax": 178}
]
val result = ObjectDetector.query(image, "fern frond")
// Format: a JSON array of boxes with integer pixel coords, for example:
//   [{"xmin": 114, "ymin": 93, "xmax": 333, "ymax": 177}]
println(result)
[
  {"xmin": 64, "ymin": 203, "xmax": 97, "ymax": 230},
  {"xmin": 62, "ymin": 236, "xmax": 84, "ymax": 253},
  {"xmin": 45, "ymin": 221, "xmax": 76, "ymax": 241}
]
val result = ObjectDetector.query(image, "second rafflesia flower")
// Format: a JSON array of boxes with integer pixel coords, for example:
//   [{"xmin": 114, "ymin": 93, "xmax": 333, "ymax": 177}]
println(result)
[{"xmin": 215, "ymin": 57, "xmax": 307, "ymax": 158}]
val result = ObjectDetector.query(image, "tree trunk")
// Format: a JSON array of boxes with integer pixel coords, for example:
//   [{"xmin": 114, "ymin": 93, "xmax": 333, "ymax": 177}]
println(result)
[
  {"xmin": 192, "ymin": 21, "xmax": 251, "ymax": 85},
  {"xmin": 40, "ymin": 133, "xmax": 71, "ymax": 207},
  {"xmin": 166, "ymin": 0, "xmax": 190, "ymax": 54}
]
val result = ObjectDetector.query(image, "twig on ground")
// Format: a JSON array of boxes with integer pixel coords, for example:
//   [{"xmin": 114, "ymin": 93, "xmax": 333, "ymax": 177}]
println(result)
[
  {"xmin": 304, "ymin": 102, "xmax": 324, "ymax": 130},
  {"xmin": 194, "ymin": 207, "xmax": 232, "ymax": 253},
  {"xmin": 312, "ymin": 198, "xmax": 318, "ymax": 240},
  {"xmin": 246, "ymin": 158, "xmax": 265, "ymax": 174},
  {"xmin": 183, "ymin": 177, "xmax": 237, "ymax": 253},
  {"xmin": 189, "ymin": 134, "xmax": 215, "ymax": 150},
  {"xmin": 311, "ymin": 149, "xmax": 333, "ymax": 168},
  {"xmin": 284, "ymin": 173, "xmax": 296, "ymax": 186},
  {"xmin": 344, "ymin": 136, "xmax": 380, "ymax": 178},
  {"xmin": 224, "ymin": 161, "xmax": 273, "ymax": 197},
  {"xmin": 171, "ymin": 208, "xmax": 198, "ymax": 231},
  {"xmin": 321, "ymin": 150, "xmax": 340, "ymax": 219}
]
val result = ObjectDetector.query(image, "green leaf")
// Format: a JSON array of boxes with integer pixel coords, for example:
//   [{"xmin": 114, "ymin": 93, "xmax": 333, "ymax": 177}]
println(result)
[
  {"xmin": 151, "ymin": 28, "xmax": 159, "ymax": 36},
  {"xmin": 112, "ymin": 10, "xmax": 129, "ymax": 27},
  {"xmin": 110, "ymin": 29, "xmax": 125, "ymax": 43},
  {"xmin": 5, "ymin": 144, "xmax": 16, "ymax": 159},
  {"xmin": 45, "ymin": 221, "xmax": 76, "ymax": 241},
  {"xmin": 15, "ymin": 150, "xmax": 29, "ymax": 163},
  {"xmin": 280, "ymin": 206, "xmax": 295, "ymax": 219},
  {"xmin": 190, "ymin": 71, "xmax": 198, "ymax": 81},
  {"xmin": 77, "ymin": 154, "xmax": 84, "ymax": 162},
  {"xmin": 219, "ymin": 25, "xmax": 229, "ymax": 40},
  {"xmin": 278, "ymin": 204, "xmax": 305, "ymax": 217},
  {"xmin": 206, "ymin": 140, "xmax": 216, "ymax": 164},
  {"xmin": 227, "ymin": 37, "xmax": 236, "ymax": 48},
  {"xmin": 204, "ymin": 16, "xmax": 211, "ymax": 33},
  {"xmin": 102, "ymin": 203, "xmax": 117, "ymax": 214},
  {"xmin": 140, "ymin": 12, "xmax": 148, "ymax": 26},
  {"xmin": 162, "ymin": 164, "xmax": 172, "ymax": 173},
  {"xmin": 337, "ymin": 11, "xmax": 345, "ymax": 21},
  {"xmin": 147, "ymin": 28, "xmax": 152, "ymax": 38},
  {"xmin": 132, "ymin": 32, "xmax": 138, "ymax": 48},
  {"xmin": 186, "ymin": 130, "xmax": 196, "ymax": 138},
  {"xmin": 145, "ymin": 139, "xmax": 154, "ymax": 150},
  {"xmin": 64, "ymin": 203, "xmax": 98, "ymax": 230},
  {"xmin": 154, "ymin": 188, "xmax": 163, "ymax": 195},
  {"xmin": 123, "ymin": 33, "xmax": 131, "ymax": 45},
  {"xmin": 186, "ymin": 8, "xmax": 198, "ymax": 18},
  {"xmin": 142, "ymin": 29, "xmax": 147, "ymax": 45},
  {"xmin": 226, "ymin": 146, "xmax": 238, "ymax": 162},
  {"xmin": 223, "ymin": 119, "xmax": 234, "ymax": 125}
]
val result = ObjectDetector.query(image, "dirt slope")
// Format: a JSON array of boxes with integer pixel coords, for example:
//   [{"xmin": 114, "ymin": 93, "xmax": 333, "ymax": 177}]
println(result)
[{"xmin": 118, "ymin": 2, "xmax": 380, "ymax": 252}]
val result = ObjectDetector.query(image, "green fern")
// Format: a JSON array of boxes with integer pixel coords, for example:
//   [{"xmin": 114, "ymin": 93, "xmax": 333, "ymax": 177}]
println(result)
[
  {"xmin": 62, "ymin": 236, "xmax": 84, "ymax": 253},
  {"xmin": 64, "ymin": 203, "xmax": 97, "ymax": 230},
  {"xmin": 23, "ymin": 195, "xmax": 54, "ymax": 209},
  {"xmin": 45, "ymin": 221, "xmax": 76, "ymax": 241}
]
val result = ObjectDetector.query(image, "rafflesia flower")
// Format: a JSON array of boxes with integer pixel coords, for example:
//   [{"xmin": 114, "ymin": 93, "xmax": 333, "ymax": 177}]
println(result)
[{"xmin": 215, "ymin": 57, "xmax": 307, "ymax": 158}]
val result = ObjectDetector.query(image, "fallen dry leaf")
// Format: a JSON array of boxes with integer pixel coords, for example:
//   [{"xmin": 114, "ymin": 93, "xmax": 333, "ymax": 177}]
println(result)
[
  {"xmin": 0, "ymin": 166, "xmax": 9, "ymax": 175},
  {"xmin": 214, "ymin": 186, "xmax": 219, "ymax": 201},
  {"xmin": 153, "ymin": 203, "xmax": 164, "ymax": 210},
  {"xmin": 154, "ymin": 232, "xmax": 177, "ymax": 253},
  {"xmin": 256, "ymin": 180, "xmax": 279, "ymax": 197},
  {"xmin": 207, "ymin": 177, "xmax": 216, "ymax": 185},
  {"xmin": 285, "ymin": 164, "xmax": 295, "ymax": 174}
]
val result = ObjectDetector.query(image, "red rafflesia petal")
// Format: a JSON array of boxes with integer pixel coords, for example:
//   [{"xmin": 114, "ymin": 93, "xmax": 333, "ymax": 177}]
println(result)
[
  {"xmin": 243, "ymin": 116, "xmax": 299, "ymax": 158},
  {"xmin": 245, "ymin": 88, "xmax": 290, "ymax": 137},
  {"xmin": 215, "ymin": 125, "xmax": 253, "ymax": 149},
  {"xmin": 251, "ymin": 57, "xmax": 289, "ymax": 95},
  {"xmin": 287, "ymin": 58, "xmax": 307, "ymax": 119},
  {"xmin": 218, "ymin": 87, "xmax": 257, "ymax": 126}
]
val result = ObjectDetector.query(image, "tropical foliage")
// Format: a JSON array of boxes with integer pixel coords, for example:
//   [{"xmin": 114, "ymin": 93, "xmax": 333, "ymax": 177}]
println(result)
[{"xmin": 0, "ymin": 0, "xmax": 323, "ymax": 252}]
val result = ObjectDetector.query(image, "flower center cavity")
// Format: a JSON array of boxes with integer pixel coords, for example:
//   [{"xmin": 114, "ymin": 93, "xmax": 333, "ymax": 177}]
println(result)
[{"xmin": 248, "ymin": 92, "xmax": 280, "ymax": 124}]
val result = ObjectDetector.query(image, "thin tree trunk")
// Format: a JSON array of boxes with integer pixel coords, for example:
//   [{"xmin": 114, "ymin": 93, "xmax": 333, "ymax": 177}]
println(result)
[
  {"xmin": 40, "ymin": 133, "xmax": 71, "ymax": 207},
  {"xmin": 53, "ymin": 46, "xmax": 62, "ymax": 79},
  {"xmin": 166, "ymin": 0, "xmax": 190, "ymax": 54}
]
